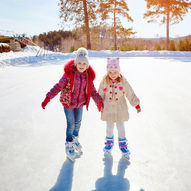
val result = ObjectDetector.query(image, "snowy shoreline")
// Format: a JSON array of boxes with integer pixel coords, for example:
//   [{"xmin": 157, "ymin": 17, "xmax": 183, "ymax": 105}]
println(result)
[{"xmin": 1, "ymin": 46, "xmax": 191, "ymax": 67}]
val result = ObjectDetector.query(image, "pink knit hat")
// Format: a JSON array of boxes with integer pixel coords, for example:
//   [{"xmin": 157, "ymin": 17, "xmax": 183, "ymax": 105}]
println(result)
[{"xmin": 107, "ymin": 57, "xmax": 120, "ymax": 72}]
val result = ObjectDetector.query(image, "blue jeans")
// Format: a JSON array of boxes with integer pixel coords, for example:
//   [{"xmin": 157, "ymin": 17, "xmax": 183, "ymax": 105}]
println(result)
[{"xmin": 64, "ymin": 107, "xmax": 83, "ymax": 142}]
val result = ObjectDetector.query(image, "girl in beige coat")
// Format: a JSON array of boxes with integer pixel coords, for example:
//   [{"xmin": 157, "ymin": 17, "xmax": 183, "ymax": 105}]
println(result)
[{"xmin": 98, "ymin": 57, "xmax": 141, "ymax": 159}]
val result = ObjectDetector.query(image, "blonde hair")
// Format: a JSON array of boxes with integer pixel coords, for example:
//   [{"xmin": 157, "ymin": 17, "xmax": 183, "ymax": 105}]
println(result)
[{"xmin": 101, "ymin": 73, "xmax": 124, "ymax": 85}]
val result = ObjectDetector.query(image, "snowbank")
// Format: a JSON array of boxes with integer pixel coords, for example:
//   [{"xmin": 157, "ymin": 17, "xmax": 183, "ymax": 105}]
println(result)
[
  {"xmin": 88, "ymin": 49, "xmax": 191, "ymax": 57},
  {"xmin": 0, "ymin": 45, "xmax": 191, "ymax": 67},
  {"xmin": 0, "ymin": 43, "xmax": 10, "ymax": 47}
]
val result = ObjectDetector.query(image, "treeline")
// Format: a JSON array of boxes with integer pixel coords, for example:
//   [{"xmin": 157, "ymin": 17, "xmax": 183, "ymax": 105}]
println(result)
[
  {"xmin": 57, "ymin": 0, "xmax": 191, "ymax": 50},
  {"xmin": 32, "ymin": 30, "xmax": 191, "ymax": 52},
  {"xmin": 32, "ymin": 30, "xmax": 77, "ymax": 52},
  {"xmin": 31, "ymin": 0, "xmax": 191, "ymax": 51},
  {"xmin": 156, "ymin": 37, "xmax": 191, "ymax": 51}
]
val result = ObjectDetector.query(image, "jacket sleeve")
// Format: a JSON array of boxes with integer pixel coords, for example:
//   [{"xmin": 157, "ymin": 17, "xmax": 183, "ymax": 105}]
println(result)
[
  {"xmin": 98, "ymin": 82, "xmax": 105, "ymax": 100},
  {"xmin": 124, "ymin": 79, "xmax": 140, "ymax": 107},
  {"xmin": 91, "ymin": 83, "xmax": 103, "ymax": 104},
  {"xmin": 46, "ymin": 74, "xmax": 68, "ymax": 99}
]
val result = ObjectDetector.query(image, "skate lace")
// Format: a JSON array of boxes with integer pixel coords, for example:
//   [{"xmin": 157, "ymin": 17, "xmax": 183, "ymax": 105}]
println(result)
[
  {"xmin": 74, "ymin": 140, "xmax": 81, "ymax": 148},
  {"xmin": 75, "ymin": 141, "xmax": 80, "ymax": 146},
  {"xmin": 121, "ymin": 147, "xmax": 130, "ymax": 153},
  {"xmin": 104, "ymin": 140, "xmax": 113, "ymax": 150},
  {"xmin": 119, "ymin": 141, "xmax": 130, "ymax": 154},
  {"xmin": 105, "ymin": 144, "xmax": 112, "ymax": 150},
  {"xmin": 73, "ymin": 137, "xmax": 81, "ymax": 147},
  {"xmin": 68, "ymin": 146, "xmax": 74, "ymax": 154},
  {"xmin": 66, "ymin": 142, "xmax": 75, "ymax": 154}
]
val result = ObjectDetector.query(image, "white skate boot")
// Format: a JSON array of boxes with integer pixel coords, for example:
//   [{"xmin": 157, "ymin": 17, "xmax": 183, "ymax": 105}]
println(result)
[
  {"xmin": 103, "ymin": 136, "xmax": 114, "ymax": 156},
  {"xmin": 72, "ymin": 136, "xmax": 83, "ymax": 154},
  {"xmin": 65, "ymin": 141, "xmax": 76, "ymax": 162},
  {"xmin": 118, "ymin": 138, "xmax": 130, "ymax": 160}
]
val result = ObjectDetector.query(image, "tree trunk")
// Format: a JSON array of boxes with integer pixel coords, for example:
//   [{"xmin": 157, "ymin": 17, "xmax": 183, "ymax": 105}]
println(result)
[
  {"xmin": 166, "ymin": 7, "xmax": 170, "ymax": 50},
  {"xmin": 82, "ymin": 0, "xmax": 91, "ymax": 49},
  {"xmin": 114, "ymin": 0, "xmax": 117, "ymax": 50}
]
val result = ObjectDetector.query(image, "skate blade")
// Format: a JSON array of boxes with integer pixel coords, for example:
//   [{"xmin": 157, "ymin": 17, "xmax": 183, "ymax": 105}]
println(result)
[
  {"xmin": 73, "ymin": 144, "xmax": 83, "ymax": 153},
  {"xmin": 75, "ymin": 152, "xmax": 83, "ymax": 159},
  {"xmin": 75, "ymin": 148, "xmax": 83, "ymax": 154},
  {"xmin": 78, "ymin": 150, "xmax": 83, "ymax": 155},
  {"xmin": 104, "ymin": 151, "xmax": 111, "ymax": 157},
  {"xmin": 67, "ymin": 155, "xmax": 75, "ymax": 162},
  {"xmin": 122, "ymin": 154, "xmax": 130, "ymax": 160},
  {"xmin": 66, "ymin": 153, "xmax": 76, "ymax": 162}
]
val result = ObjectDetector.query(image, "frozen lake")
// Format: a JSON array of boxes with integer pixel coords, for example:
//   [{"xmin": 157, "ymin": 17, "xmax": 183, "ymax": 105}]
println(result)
[{"xmin": 0, "ymin": 55, "xmax": 191, "ymax": 191}]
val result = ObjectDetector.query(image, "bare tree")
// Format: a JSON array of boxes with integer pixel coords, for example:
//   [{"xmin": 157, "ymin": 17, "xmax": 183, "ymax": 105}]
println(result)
[
  {"xmin": 144, "ymin": 0, "xmax": 191, "ymax": 50},
  {"xmin": 59, "ymin": 0, "xmax": 98, "ymax": 49}
]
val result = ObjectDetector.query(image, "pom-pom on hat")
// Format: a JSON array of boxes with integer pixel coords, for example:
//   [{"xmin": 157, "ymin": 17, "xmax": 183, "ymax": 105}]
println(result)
[
  {"xmin": 75, "ymin": 47, "xmax": 89, "ymax": 68},
  {"xmin": 107, "ymin": 57, "xmax": 120, "ymax": 72}
]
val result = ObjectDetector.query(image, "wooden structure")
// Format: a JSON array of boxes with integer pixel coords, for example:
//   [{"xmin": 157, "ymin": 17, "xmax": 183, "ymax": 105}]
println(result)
[
  {"xmin": 0, "ymin": 36, "xmax": 26, "ymax": 52},
  {"xmin": 0, "ymin": 43, "xmax": 11, "ymax": 53}
]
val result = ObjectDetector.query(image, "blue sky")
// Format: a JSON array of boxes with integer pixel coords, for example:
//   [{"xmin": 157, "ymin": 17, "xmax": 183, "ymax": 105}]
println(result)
[{"xmin": 0, "ymin": 0, "xmax": 191, "ymax": 38}]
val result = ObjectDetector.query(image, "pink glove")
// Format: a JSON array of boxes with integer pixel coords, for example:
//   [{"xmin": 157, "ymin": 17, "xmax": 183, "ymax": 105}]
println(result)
[
  {"xmin": 97, "ymin": 102, "xmax": 104, "ymax": 112},
  {"xmin": 136, "ymin": 104, "xmax": 141, "ymax": 113},
  {"xmin": 41, "ymin": 97, "xmax": 50, "ymax": 109}
]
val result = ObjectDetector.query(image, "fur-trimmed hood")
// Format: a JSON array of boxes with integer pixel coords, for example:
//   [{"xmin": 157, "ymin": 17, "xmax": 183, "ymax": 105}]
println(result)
[{"xmin": 64, "ymin": 59, "xmax": 95, "ymax": 80}]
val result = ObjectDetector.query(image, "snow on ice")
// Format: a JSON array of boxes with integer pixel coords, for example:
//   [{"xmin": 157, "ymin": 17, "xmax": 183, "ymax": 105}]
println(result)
[{"xmin": 0, "ymin": 46, "xmax": 191, "ymax": 191}]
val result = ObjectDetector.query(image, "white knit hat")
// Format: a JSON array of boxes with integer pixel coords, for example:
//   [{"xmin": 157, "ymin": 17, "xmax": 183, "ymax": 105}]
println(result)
[
  {"xmin": 75, "ymin": 47, "xmax": 89, "ymax": 68},
  {"xmin": 107, "ymin": 57, "xmax": 120, "ymax": 72}
]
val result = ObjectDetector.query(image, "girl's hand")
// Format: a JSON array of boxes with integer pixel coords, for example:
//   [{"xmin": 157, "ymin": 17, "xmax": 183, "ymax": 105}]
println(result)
[
  {"xmin": 41, "ymin": 97, "xmax": 50, "ymax": 109},
  {"xmin": 136, "ymin": 105, "xmax": 141, "ymax": 113},
  {"xmin": 97, "ymin": 102, "xmax": 104, "ymax": 112}
]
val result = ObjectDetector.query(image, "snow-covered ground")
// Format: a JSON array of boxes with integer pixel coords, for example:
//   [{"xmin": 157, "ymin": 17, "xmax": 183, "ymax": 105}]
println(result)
[
  {"xmin": 1, "ymin": 45, "xmax": 191, "ymax": 67},
  {"xmin": 0, "ymin": 47, "xmax": 191, "ymax": 191}
]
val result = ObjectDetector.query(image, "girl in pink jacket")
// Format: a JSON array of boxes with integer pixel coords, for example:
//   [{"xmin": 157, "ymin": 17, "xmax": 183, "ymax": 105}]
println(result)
[{"xmin": 41, "ymin": 48, "xmax": 103, "ymax": 161}]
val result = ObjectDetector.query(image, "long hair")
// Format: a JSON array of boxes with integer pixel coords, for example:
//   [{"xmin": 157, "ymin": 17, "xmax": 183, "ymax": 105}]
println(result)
[{"xmin": 102, "ymin": 73, "xmax": 124, "ymax": 85}]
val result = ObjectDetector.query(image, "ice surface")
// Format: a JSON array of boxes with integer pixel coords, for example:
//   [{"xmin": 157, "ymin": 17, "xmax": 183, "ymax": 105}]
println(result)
[{"xmin": 0, "ymin": 48, "xmax": 191, "ymax": 191}]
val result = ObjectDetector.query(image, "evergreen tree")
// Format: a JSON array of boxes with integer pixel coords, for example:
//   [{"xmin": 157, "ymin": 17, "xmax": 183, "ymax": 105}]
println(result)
[
  {"xmin": 38, "ymin": 30, "xmax": 74, "ymax": 51},
  {"xmin": 59, "ymin": 0, "xmax": 98, "ymax": 49},
  {"xmin": 98, "ymin": 0, "xmax": 135, "ymax": 50},
  {"xmin": 144, "ymin": 0, "xmax": 191, "ymax": 50}
]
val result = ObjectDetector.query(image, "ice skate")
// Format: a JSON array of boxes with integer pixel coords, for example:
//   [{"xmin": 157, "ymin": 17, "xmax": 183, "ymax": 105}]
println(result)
[
  {"xmin": 72, "ymin": 136, "xmax": 83, "ymax": 154},
  {"xmin": 104, "ymin": 136, "xmax": 114, "ymax": 156},
  {"xmin": 65, "ymin": 141, "xmax": 76, "ymax": 162},
  {"xmin": 118, "ymin": 138, "xmax": 130, "ymax": 160}
]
